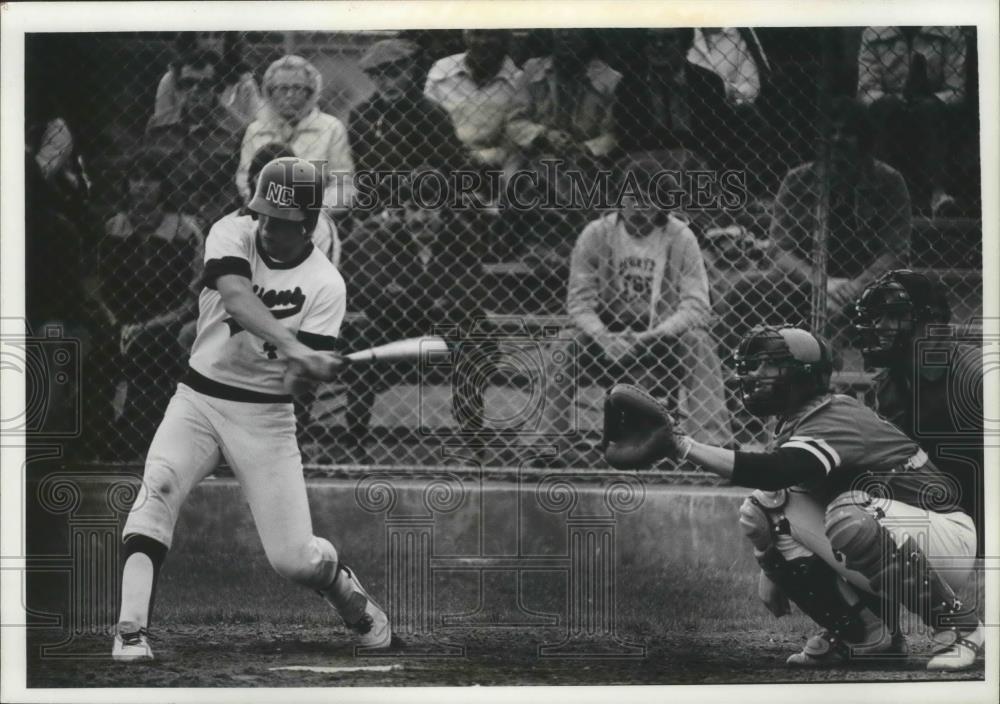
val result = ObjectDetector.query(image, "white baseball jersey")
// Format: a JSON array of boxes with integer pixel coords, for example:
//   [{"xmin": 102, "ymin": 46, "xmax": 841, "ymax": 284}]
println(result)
[{"xmin": 187, "ymin": 212, "xmax": 346, "ymax": 400}]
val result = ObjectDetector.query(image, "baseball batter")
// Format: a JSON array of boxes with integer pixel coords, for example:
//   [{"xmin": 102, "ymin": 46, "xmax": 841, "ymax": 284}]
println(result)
[
  {"xmin": 603, "ymin": 325, "xmax": 983, "ymax": 671},
  {"xmin": 112, "ymin": 157, "xmax": 391, "ymax": 662}
]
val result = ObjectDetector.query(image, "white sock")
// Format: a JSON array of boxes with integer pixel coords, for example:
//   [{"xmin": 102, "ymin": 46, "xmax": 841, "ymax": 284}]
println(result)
[{"xmin": 118, "ymin": 553, "xmax": 155, "ymax": 628}]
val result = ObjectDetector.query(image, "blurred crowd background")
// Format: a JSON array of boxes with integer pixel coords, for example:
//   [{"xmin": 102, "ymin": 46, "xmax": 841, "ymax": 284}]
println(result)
[{"xmin": 24, "ymin": 28, "xmax": 983, "ymax": 471}]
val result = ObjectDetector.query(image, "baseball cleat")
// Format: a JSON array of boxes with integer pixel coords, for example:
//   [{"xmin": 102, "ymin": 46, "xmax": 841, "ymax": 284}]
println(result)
[
  {"xmin": 786, "ymin": 628, "xmax": 907, "ymax": 667},
  {"xmin": 321, "ymin": 565, "xmax": 391, "ymax": 649},
  {"xmin": 926, "ymin": 624, "xmax": 984, "ymax": 671},
  {"xmin": 112, "ymin": 621, "xmax": 153, "ymax": 662}
]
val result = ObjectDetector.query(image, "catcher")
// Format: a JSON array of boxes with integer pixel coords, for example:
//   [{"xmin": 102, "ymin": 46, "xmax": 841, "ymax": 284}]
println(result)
[{"xmin": 602, "ymin": 324, "xmax": 982, "ymax": 670}]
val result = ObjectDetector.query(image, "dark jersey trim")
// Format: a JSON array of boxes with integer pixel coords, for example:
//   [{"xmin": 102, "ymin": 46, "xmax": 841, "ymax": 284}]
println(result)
[
  {"xmin": 256, "ymin": 232, "xmax": 314, "ymax": 270},
  {"xmin": 731, "ymin": 447, "xmax": 827, "ymax": 490},
  {"xmin": 297, "ymin": 330, "xmax": 341, "ymax": 352},
  {"xmin": 203, "ymin": 256, "xmax": 252, "ymax": 289},
  {"xmin": 182, "ymin": 366, "xmax": 292, "ymax": 404}
]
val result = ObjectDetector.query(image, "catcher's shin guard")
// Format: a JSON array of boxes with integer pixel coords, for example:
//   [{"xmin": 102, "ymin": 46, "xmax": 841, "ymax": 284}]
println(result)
[
  {"xmin": 825, "ymin": 491, "xmax": 979, "ymax": 634},
  {"xmin": 740, "ymin": 491, "xmax": 889, "ymax": 652},
  {"xmin": 755, "ymin": 546, "xmax": 887, "ymax": 652}
]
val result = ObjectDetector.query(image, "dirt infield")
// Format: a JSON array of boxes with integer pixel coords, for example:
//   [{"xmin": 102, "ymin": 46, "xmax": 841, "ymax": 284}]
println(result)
[{"xmin": 27, "ymin": 623, "xmax": 984, "ymax": 687}]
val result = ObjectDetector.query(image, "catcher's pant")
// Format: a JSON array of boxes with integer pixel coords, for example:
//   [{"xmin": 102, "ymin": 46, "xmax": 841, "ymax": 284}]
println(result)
[
  {"xmin": 771, "ymin": 488, "xmax": 977, "ymax": 595},
  {"xmin": 123, "ymin": 383, "xmax": 338, "ymax": 590}
]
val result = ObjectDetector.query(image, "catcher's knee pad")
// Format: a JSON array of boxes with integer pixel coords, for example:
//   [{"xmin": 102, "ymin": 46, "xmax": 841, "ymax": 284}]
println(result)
[
  {"xmin": 738, "ymin": 489, "xmax": 788, "ymax": 552},
  {"xmin": 826, "ymin": 494, "xmax": 976, "ymax": 631},
  {"xmin": 269, "ymin": 536, "xmax": 339, "ymax": 591},
  {"xmin": 824, "ymin": 491, "xmax": 885, "ymax": 580}
]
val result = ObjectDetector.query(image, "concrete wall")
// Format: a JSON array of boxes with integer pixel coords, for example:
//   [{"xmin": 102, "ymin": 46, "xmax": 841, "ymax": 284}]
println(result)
[{"xmin": 171, "ymin": 477, "xmax": 751, "ymax": 571}]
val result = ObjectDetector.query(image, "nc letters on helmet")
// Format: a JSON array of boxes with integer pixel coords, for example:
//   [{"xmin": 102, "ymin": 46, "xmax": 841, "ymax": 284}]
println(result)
[{"xmin": 266, "ymin": 182, "xmax": 296, "ymax": 208}]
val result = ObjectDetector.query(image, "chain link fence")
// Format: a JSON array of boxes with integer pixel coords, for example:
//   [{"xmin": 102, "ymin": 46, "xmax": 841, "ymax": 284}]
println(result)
[{"xmin": 23, "ymin": 28, "xmax": 982, "ymax": 470}]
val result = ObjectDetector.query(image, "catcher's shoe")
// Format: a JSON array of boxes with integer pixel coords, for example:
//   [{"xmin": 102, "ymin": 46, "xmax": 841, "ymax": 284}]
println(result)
[
  {"xmin": 112, "ymin": 621, "xmax": 153, "ymax": 662},
  {"xmin": 926, "ymin": 623, "xmax": 984, "ymax": 671},
  {"xmin": 321, "ymin": 565, "xmax": 391, "ymax": 649},
  {"xmin": 786, "ymin": 628, "xmax": 908, "ymax": 667}
]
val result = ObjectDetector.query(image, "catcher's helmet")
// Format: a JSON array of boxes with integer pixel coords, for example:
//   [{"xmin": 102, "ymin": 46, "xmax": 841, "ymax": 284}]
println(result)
[
  {"xmin": 248, "ymin": 157, "xmax": 324, "ymax": 233},
  {"xmin": 853, "ymin": 269, "xmax": 951, "ymax": 367},
  {"xmin": 731, "ymin": 325, "xmax": 835, "ymax": 417}
]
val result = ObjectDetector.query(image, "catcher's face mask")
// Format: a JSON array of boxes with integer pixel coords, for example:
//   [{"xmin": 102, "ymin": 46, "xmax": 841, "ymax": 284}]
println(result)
[
  {"xmin": 732, "ymin": 327, "xmax": 830, "ymax": 418},
  {"xmin": 853, "ymin": 281, "xmax": 915, "ymax": 367}
]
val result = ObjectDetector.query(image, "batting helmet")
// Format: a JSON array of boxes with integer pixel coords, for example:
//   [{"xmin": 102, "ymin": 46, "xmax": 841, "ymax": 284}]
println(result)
[
  {"xmin": 731, "ymin": 325, "xmax": 835, "ymax": 417},
  {"xmin": 853, "ymin": 269, "xmax": 951, "ymax": 367},
  {"xmin": 248, "ymin": 157, "xmax": 324, "ymax": 232}
]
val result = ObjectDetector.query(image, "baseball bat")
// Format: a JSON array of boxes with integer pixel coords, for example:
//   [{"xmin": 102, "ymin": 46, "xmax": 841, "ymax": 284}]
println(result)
[{"xmin": 345, "ymin": 335, "xmax": 450, "ymax": 365}]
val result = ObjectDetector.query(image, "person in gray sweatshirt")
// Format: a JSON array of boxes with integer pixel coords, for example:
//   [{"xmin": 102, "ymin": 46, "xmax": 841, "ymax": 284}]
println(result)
[{"xmin": 538, "ymin": 154, "xmax": 733, "ymax": 466}]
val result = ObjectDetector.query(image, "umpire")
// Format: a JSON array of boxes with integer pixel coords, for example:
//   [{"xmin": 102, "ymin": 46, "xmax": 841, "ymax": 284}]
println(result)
[{"xmin": 854, "ymin": 269, "xmax": 985, "ymax": 556}]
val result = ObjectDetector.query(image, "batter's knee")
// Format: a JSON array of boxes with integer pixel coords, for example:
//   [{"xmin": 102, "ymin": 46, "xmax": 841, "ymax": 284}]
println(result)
[
  {"xmin": 739, "ymin": 493, "xmax": 773, "ymax": 552},
  {"xmin": 268, "ymin": 537, "xmax": 338, "ymax": 591},
  {"xmin": 824, "ymin": 491, "xmax": 883, "ymax": 576},
  {"xmin": 121, "ymin": 466, "xmax": 183, "ymax": 549}
]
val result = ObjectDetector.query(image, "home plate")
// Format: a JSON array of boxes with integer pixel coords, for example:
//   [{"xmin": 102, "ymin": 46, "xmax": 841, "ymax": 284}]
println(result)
[{"xmin": 269, "ymin": 664, "xmax": 404, "ymax": 674}]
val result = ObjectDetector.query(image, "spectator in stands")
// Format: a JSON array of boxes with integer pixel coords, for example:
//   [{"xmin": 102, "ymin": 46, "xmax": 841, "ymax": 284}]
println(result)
[
  {"xmin": 26, "ymin": 85, "xmax": 92, "ymax": 225},
  {"xmin": 24, "ymin": 145, "xmax": 97, "ymax": 451},
  {"xmin": 91, "ymin": 150, "xmax": 204, "ymax": 453},
  {"xmin": 713, "ymin": 96, "xmax": 910, "ymax": 356},
  {"xmin": 702, "ymin": 223, "xmax": 762, "ymax": 298},
  {"xmin": 25, "ymin": 64, "xmax": 106, "ymax": 454},
  {"xmin": 857, "ymin": 26, "xmax": 967, "ymax": 217},
  {"xmin": 507, "ymin": 29, "xmax": 620, "ymax": 165},
  {"xmin": 539, "ymin": 155, "xmax": 733, "ymax": 466},
  {"xmin": 769, "ymin": 96, "xmax": 911, "ymax": 331},
  {"xmin": 424, "ymin": 30, "xmax": 522, "ymax": 171},
  {"xmin": 687, "ymin": 28, "xmax": 768, "ymax": 106},
  {"xmin": 505, "ymin": 29, "xmax": 622, "ymax": 262},
  {"xmin": 146, "ymin": 49, "xmax": 246, "ymax": 227},
  {"xmin": 349, "ymin": 38, "xmax": 466, "ymax": 214},
  {"xmin": 686, "ymin": 26, "xmax": 774, "ymax": 198},
  {"xmin": 612, "ymin": 28, "xmax": 735, "ymax": 170},
  {"xmin": 397, "ymin": 30, "xmax": 466, "ymax": 84},
  {"xmin": 154, "ymin": 32, "xmax": 262, "ymax": 126},
  {"xmin": 339, "ymin": 167, "xmax": 489, "ymax": 460},
  {"xmin": 237, "ymin": 55, "xmax": 354, "ymax": 210}
]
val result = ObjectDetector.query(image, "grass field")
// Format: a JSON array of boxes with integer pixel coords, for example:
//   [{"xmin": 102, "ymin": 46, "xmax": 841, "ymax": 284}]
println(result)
[{"xmin": 23, "ymin": 474, "xmax": 987, "ymax": 689}]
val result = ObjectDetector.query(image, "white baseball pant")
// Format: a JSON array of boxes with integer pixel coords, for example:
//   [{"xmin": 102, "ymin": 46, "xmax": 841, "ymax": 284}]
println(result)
[
  {"xmin": 772, "ymin": 488, "xmax": 977, "ymax": 595},
  {"xmin": 123, "ymin": 383, "xmax": 338, "ymax": 590}
]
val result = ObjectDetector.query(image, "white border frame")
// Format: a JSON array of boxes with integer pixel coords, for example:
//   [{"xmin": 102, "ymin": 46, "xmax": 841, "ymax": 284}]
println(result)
[{"xmin": 2, "ymin": 2, "xmax": 997, "ymax": 703}]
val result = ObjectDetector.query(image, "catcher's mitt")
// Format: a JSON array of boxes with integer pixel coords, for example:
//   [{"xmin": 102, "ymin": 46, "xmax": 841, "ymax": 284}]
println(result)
[{"xmin": 601, "ymin": 383, "xmax": 684, "ymax": 470}]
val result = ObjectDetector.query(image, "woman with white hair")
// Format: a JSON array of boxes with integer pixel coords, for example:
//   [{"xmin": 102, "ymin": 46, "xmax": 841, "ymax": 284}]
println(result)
[{"xmin": 236, "ymin": 55, "xmax": 354, "ymax": 210}]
